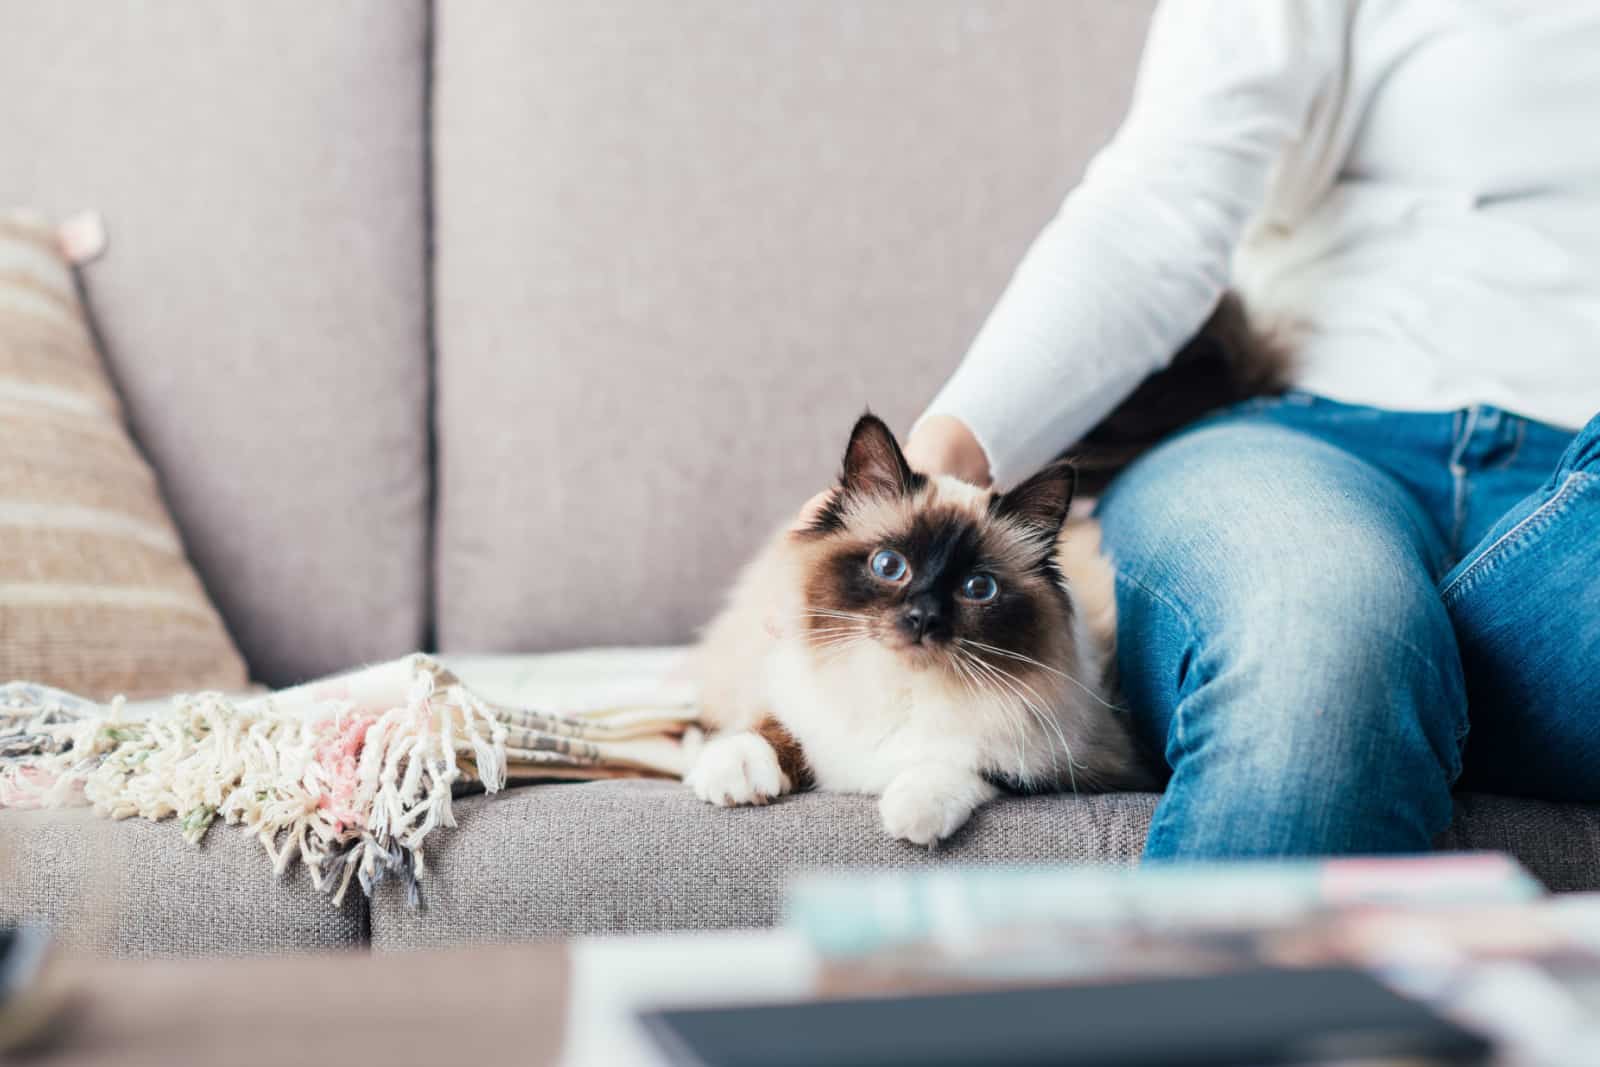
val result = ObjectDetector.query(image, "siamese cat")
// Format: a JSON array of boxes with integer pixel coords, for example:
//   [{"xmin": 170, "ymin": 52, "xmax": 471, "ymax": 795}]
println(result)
[
  {"xmin": 687, "ymin": 416, "xmax": 1156, "ymax": 845},
  {"xmin": 687, "ymin": 295, "xmax": 1282, "ymax": 843}
]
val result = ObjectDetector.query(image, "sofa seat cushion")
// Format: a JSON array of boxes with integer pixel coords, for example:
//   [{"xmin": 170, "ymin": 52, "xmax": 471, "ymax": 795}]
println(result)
[
  {"xmin": 369, "ymin": 781, "xmax": 1600, "ymax": 951},
  {"xmin": 365, "ymin": 652, "xmax": 1600, "ymax": 949},
  {"xmin": 0, "ymin": 806, "xmax": 365, "ymax": 958}
]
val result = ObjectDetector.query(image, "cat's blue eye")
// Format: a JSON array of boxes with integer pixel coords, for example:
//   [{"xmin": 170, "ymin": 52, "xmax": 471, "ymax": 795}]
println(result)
[
  {"xmin": 870, "ymin": 549, "xmax": 909, "ymax": 582},
  {"xmin": 961, "ymin": 573, "xmax": 999, "ymax": 602}
]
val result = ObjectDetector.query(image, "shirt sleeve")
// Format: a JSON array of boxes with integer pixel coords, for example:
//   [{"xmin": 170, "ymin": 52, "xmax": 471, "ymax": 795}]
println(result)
[{"xmin": 915, "ymin": 0, "xmax": 1348, "ymax": 488}]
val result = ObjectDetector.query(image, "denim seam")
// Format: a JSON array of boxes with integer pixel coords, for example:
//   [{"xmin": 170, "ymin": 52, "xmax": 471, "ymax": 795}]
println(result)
[
  {"xmin": 1110, "ymin": 566, "xmax": 1203, "ymax": 760},
  {"xmin": 1446, "ymin": 407, "xmax": 1479, "ymax": 554},
  {"xmin": 1488, "ymin": 418, "xmax": 1526, "ymax": 472},
  {"xmin": 1441, "ymin": 470, "xmax": 1597, "ymax": 606}
]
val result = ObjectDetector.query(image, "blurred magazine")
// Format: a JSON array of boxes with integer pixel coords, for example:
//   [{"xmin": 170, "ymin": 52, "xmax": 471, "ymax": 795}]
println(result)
[
  {"xmin": 788, "ymin": 854, "xmax": 1543, "ymax": 963},
  {"xmin": 785, "ymin": 855, "xmax": 1600, "ymax": 1066}
]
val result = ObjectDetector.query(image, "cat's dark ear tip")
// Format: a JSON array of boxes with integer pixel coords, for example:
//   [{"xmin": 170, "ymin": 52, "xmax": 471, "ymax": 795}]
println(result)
[
  {"xmin": 838, "ymin": 410, "xmax": 917, "ymax": 499},
  {"xmin": 1036, "ymin": 457, "xmax": 1080, "ymax": 494},
  {"xmin": 847, "ymin": 410, "xmax": 892, "ymax": 441},
  {"xmin": 991, "ymin": 457, "xmax": 1078, "ymax": 531},
  {"xmin": 1048, "ymin": 457, "xmax": 1080, "ymax": 495}
]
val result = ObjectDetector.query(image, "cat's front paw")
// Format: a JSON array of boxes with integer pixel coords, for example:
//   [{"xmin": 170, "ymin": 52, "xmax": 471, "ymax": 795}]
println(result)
[
  {"xmin": 685, "ymin": 731, "xmax": 789, "ymax": 807},
  {"xmin": 878, "ymin": 766, "xmax": 998, "ymax": 847}
]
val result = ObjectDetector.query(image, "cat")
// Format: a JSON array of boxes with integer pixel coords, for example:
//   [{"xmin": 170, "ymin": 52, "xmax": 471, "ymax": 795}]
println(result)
[
  {"xmin": 686, "ymin": 413, "xmax": 1160, "ymax": 845},
  {"xmin": 683, "ymin": 296, "xmax": 1286, "ymax": 844}
]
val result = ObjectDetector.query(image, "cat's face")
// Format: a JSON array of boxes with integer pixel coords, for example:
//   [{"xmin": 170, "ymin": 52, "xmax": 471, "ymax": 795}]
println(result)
[{"xmin": 794, "ymin": 415, "xmax": 1078, "ymax": 674}]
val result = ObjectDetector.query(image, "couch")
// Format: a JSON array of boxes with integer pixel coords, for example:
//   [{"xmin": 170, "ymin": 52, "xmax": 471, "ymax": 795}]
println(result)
[{"xmin": 5, "ymin": 1, "xmax": 1600, "ymax": 959}]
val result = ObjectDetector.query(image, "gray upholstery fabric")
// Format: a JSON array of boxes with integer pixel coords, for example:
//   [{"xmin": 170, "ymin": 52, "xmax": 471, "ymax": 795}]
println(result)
[
  {"xmin": 0, "ymin": 2, "xmax": 431, "ymax": 685},
  {"xmin": 369, "ymin": 782, "xmax": 1154, "ymax": 950},
  {"xmin": 368, "ymin": 782, "xmax": 1600, "ymax": 951},
  {"xmin": 3, "ymin": 783, "xmax": 1587, "ymax": 959},
  {"xmin": 0, "ymin": 808, "xmax": 365, "ymax": 958},
  {"xmin": 1439, "ymin": 793, "xmax": 1600, "ymax": 895},
  {"xmin": 5, "ymin": 784, "xmax": 1598, "ymax": 958},
  {"xmin": 432, "ymin": 1, "xmax": 1156, "ymax": 651}
]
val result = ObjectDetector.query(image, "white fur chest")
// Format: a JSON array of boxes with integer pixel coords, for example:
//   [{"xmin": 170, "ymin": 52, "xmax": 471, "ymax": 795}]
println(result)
[{"xmin": 765, "ymin": 638, "xmax": 1004, "ymax": 793}]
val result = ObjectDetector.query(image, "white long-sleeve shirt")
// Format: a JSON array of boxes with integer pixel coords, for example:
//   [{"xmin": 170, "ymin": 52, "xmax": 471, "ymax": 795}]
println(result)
[{"xmin": 919, "ymin": 0, "xmax": 1600, "ymax": 489}]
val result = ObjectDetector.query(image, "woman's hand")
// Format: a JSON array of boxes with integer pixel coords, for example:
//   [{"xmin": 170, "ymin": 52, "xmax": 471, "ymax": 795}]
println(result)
[{"xmin": 904, "ymin": 414, "xmax": 992, "ymax": 487}]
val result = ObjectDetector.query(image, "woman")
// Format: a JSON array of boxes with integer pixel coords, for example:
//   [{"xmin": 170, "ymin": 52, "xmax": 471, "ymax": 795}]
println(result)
[{"xmin": 902, "ymin": 2, "xmax": 1600, "ymax": 857}]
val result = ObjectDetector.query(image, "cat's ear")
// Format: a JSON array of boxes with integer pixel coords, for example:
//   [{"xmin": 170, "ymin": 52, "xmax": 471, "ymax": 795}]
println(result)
[
  {"xmin": 992, "ymin": 460, "xmax": 1077, "ymax": 536},
  {"xmin": 839, "ymin": 413, "xmax": 918, "ymax": 499}
]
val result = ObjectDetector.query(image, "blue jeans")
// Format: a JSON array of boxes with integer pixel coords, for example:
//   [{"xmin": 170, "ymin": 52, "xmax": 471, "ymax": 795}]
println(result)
[{"xmin": 1096, "ymin": 393, "xmax": 1600, "ymax": 858}]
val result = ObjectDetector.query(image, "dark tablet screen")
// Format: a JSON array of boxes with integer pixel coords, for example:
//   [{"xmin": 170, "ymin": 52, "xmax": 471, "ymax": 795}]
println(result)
[{"xmin": 640, "ymin": 966, "xmax": 1489, "ymax": 1067}]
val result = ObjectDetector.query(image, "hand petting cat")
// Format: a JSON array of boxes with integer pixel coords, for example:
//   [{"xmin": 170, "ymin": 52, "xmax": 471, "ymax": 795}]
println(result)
[{"xmin": 902, "ymin": 413, "xmax": 994, "ymax": 488}]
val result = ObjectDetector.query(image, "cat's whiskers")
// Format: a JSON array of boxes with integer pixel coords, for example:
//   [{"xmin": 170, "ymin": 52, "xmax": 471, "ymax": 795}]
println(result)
[
  {"xmin": 965, "ymin": 650, "xmax": 1074, "ymax": 760},
  {"xmin": 947, "ymin": 651, "xmax": 1021, "ymax": 776},
  {"xmin": 966, "ymin": 650, "xmax": 1067, "ymax": 742},
  {"xmin": 805, "ymin": 625, "xmax": 873, "ymax": 663},
  {"xmin": 809, "ymin": 634, "xmax": 867, "ymax": 650},
  {"xmin": 953, "ymin": 646, "xmax": 1032, "ymax": 785},
  {"xmin": 947, "ymin": 654, "xmax": 984, "ymax": 715},
  {"xmin": 958, "ymin": 646, "xmax": 1078, "ymax": 793},
  {"xmin": 987, "ymin": 670, "xmax": 1086, "ymax": 796},
  {"xmin": 803, "ymin": 620, "xmax": 866, "ymax": 633},
  {"xmin": 792, "ymin": 609, "xmax": 872, "ymax": 624},
  {"xmin": 796, "ymin": 613, "xmax": 876, "ymax": 656},
  {"xmin": 984, "ymin": 681, "xmax": 1063, "ymax": 787},
  {"xmin": 959, "ymin": 636, "xmax": 1126, "ymax": 714},
  {"xmin": 807, "ymin": 630, "xmax": 867, "ymax": 646}
]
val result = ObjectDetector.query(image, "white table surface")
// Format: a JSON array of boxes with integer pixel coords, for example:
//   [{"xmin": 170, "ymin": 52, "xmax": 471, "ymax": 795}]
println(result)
[{"xmin": 561, "ymin": 929, "xmax": 820, "ymax": 1066}]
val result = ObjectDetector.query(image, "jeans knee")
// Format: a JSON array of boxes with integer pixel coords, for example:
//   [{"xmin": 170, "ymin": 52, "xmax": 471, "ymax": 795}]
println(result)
[
  {"xmin": 1103, "ymin": 433, "xmax": 1457, "ymax": 669},
  {"xmin": 1216, "ymin": 572, "xmax": 1466, "ymax": 774},
  {"xmin": 1100, "ymin": 417, "xmax": 1467, "ymax": 787},
  {"xmin": 1098, "ymin": 420, "xmax": 1449, "ymax": 605},
  {"xmin": 1233, "ymin": 555, "xmax": 1459, "ymax": 689},
  {"xmin": 1109, "ymin": 419, "xmax": 1469, "ymax": 855}
]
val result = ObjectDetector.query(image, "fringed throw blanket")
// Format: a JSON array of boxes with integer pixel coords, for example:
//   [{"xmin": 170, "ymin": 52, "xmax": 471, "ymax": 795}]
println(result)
[{"xmin": 0, "ymin": 653, "xmax": 698, "ymax": 907}]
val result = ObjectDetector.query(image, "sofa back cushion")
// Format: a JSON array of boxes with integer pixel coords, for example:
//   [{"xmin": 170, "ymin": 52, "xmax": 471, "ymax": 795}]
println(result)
[
  {"xmin": 432, "ymin": 1, "xmax": 1154, "ymax": 651},
  {"xmin": 0, "ymin": 1, "xmax": 431, "ymax": 685}
]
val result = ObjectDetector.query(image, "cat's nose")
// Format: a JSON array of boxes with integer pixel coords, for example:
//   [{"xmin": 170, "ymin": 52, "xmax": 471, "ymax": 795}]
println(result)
[{"xmin": 898, "ymin": 595, "xmax": 947, "ymax": 643}]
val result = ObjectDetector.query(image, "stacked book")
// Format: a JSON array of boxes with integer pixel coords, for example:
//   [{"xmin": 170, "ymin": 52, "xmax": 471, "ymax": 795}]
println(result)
[{"xmin": 778, "ymin": 854, "xmax": 1600, "ymax": 1066}]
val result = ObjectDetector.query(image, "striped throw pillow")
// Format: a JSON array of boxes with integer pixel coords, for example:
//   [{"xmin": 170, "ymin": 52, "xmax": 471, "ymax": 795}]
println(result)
[{"xmin": 0, "ymin": 212, "xmax": 248, "ymax": 699}]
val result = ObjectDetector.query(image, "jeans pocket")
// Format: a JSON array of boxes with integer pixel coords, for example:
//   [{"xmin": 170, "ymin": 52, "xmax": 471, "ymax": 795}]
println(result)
[{"xmin": 1441, "ymin": 470, "xmax": 1598, "ymax": 606}]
